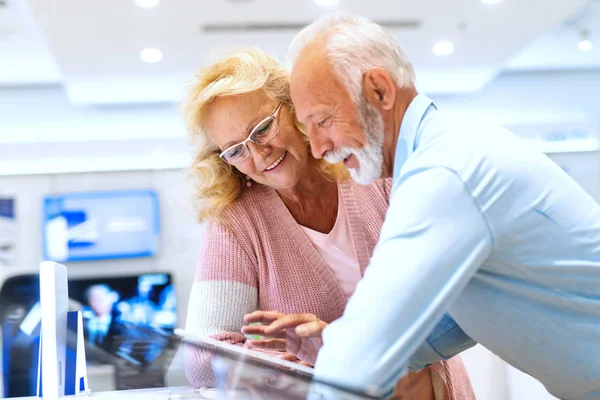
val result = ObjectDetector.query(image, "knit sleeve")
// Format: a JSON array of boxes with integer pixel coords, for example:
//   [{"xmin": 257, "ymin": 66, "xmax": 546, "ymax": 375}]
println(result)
[
  {"xmin": 182, "ymin": 219, "xmax": 305, "ymax": 387},
  {"xmin": 186, "ymin": 220, "xmax": 258, "ymax": 337},
  {"xmin": 183, "ymin": 220, "xmax": 259, "ymax": 386}
]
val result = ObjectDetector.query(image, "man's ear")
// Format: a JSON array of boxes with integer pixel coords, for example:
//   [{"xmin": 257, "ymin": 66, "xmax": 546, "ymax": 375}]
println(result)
[{"xmin": 362, "ymin": 68, "xmax": 397, "ymax": 111}]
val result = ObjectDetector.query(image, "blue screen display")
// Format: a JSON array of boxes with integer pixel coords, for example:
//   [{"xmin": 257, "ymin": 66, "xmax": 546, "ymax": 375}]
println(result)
[{"xmin": 42, "ymin": 190, "xmax": 160, "ymax": 262}]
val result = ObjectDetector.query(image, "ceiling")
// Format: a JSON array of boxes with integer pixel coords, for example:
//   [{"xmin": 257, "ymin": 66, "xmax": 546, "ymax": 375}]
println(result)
[
  {"xmin": 507, "ymin": 0, "xmax": 600, "ymax": 70},
  {"xmin": 0, "ymin": 0, "xmax": 60, "ymax": 85},
  {"xmin": 0, "ymin": 0, "xmax": 594, "ymax": 105}
]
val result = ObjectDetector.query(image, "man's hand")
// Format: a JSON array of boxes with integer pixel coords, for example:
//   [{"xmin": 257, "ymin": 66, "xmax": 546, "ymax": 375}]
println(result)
[{"xmin": 242, "ymin": 311, "xmax": 327, "ymax": 366}]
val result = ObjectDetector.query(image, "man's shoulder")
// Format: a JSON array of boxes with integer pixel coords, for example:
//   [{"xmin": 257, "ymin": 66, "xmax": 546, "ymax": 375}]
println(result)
[{"xmin": 414, "ymin": 111, "xmax": 525, "ymax": 170}]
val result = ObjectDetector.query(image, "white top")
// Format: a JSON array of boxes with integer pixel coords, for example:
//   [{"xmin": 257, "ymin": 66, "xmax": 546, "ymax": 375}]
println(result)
[{"xmin": 301, "ymin": 188, "xmax": 362, "ymax": 298}]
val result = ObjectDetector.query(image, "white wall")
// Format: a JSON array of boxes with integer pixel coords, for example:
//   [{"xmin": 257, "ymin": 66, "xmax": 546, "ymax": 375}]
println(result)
[
  {"xmin": 0, "ymin": 86, "xmax": 191, "ymax": 176},
  {"xmin": 0, "ymin": 85, "xmax": 184, "ymax": 144},
  {"xmin": 0, "ymin": 169, "xmax": 205, "ymax": 328},
  {"xmin": 432, "ymin": 69, "xmax": 600, "ymax": 129}
]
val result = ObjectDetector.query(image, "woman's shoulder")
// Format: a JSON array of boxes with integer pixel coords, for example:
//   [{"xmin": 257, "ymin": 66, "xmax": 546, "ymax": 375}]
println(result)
[
  {"xmin": 344, "ymin": 177, "xmax": 393, "ymax": 203},
  {"xmin": 207, "ymin": 185, "xmax": 274, "ymax": 233},
  {"xmin": 201, "ymin": 187, "xmax": 272, "ymax": 260},
  {"xmin": 223, "ymin": 186, "xmax": 269, "ymax": 216}
]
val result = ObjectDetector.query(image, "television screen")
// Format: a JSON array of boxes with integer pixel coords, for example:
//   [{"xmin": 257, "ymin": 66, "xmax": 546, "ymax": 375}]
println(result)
[
  {"xmin": 69, "ymin": 273, "xmax": 176, "ymax": 366},
  {"xmin": 0, "ymin": 274, "xmax": 40, "ymax": 397},
  {"xmin": 42, "ymin": 190, "xmax": 160, "ymax": 262},
  {"xmin": 0, "ymin": 272, "xmax": 176, "ymax": 398}
]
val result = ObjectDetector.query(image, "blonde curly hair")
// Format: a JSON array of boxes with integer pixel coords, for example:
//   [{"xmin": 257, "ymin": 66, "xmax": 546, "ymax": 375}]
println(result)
[{"xmin": 182, "ymin": 48, "xmax": 348, "ymax": 222}]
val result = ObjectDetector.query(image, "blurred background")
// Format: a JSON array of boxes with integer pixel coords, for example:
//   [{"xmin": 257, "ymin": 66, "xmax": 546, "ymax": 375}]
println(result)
[{"xmin": 1, "ymin": 0, "xmax": 599, "ymax": 398}]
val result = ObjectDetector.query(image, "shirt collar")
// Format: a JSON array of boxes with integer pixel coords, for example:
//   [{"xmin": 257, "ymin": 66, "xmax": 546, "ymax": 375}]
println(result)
[{"xmin": 393, "ymin": 94, "xmax": 436, "ymax": 176}]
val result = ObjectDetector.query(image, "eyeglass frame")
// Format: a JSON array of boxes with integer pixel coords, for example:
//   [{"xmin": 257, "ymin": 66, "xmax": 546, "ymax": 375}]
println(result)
[{"xmin": 218, "ymin": 102, "xmax": 284, "ymax": 165}]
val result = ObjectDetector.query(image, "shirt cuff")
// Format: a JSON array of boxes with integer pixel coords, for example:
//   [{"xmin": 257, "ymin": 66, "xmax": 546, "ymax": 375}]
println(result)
[
  {"xmin": 408, "ymin": 313, "xmax": 477, "ymax": 371},
  {"xmin": 408, "ymin": 339, "xmax": 443, "ymax": 372}
]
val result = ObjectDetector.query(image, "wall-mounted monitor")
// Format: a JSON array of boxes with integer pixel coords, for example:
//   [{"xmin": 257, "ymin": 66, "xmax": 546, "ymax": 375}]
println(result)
[{"xmin": 42, "ymin": 190, "xmax": 159, "ymax": 262}]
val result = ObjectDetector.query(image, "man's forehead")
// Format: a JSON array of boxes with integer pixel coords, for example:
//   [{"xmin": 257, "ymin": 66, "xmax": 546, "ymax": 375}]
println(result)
[
  {"xmin": 292, "ymin": 51, "xmax": 335, "ymax": 90},
  {"xmin": 290, "ymin": 44, "xmax": 348, "ymax": 114},
  {"xmin": 292, "ymin": 63, "xmax": 343, "ymax": 100},
  {"xmin": 292, "ymin": 40, "xmax": 328, "ymax": 75}
]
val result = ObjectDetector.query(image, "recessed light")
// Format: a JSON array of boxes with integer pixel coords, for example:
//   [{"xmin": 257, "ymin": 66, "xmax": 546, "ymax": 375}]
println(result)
[
  {"xmin": 481, "ymin": 0, "xmax": 502, "ymax": 4},
  {"xmin": 433, "ymin": 40, "xmax": 454, "ymax": 57},
  {"xmin": 578, "ymin": 39, "xmax": 594, "ymax": 52},
  {"xmin": 314, "ymin": 0, "xmax": 340, "ymax": 6},
  {"xmin": 140, "ymin": 48, "xmax": 163, "ymax": 63},
  {"xmin": 134, "ymin": 0, "xmax": 159, "ymax": 7}
]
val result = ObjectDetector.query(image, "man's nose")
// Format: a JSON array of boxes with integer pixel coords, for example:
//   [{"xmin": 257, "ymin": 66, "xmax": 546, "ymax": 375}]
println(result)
[{"xmin": 308, "ymin": 125, "xmax": 332, "ymax": 159}]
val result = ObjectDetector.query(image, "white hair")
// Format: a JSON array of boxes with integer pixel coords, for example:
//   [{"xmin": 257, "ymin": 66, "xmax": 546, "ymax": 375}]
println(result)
[{"xmin": 288, "ymin": 12, "xmax": 416, "ymax": 104}]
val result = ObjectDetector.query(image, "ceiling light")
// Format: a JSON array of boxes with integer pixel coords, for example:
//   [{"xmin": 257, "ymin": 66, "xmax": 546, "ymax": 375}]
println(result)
[
  {"xmin": 578, "ymin": 29, "xmax": 593, "ymax": 53},
  {"xmin": 433, "ymin": 40, "xmax": 454, "ymax": 57},
  {"xmin": 481, "ymin": 0, "xmax": 502, "ymax": 4},
  {"xmin": 134, "ymin": 0, "xmax": 159, "ymax": 7},
  {"xmin": 140, "ymin": 48, "xmax": 163, "ymax": 63},
  {"xmin": 314, "ymin": 0, "xmax": 340, "ymax": 6},
  {"xmin": 578, "ymin": 39, "xmax": 594, "ymax": 52}
]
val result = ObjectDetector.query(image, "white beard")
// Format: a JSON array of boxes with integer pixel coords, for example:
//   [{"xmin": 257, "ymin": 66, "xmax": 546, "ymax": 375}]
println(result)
[{"xmin": 325, "ymin": 97, "xmax": 384, "ymax": 185}]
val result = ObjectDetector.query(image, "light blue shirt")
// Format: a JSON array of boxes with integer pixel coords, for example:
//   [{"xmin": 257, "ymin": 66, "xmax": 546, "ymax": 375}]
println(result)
[{"xmin": 314, "ymin": 94, "xmax": 600, "ymax": 400}]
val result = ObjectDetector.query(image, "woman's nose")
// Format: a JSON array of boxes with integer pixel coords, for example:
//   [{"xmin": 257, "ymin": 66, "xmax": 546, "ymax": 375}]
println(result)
[{"xmin": 247, "ymin": 141, "xmax": 272, "ymax": 165}]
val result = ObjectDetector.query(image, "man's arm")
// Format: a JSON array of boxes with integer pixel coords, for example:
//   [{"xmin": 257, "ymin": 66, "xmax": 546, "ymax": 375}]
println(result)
[{"xmin": 313, "ymin": 167, "xmax": 494, "ymax": 392}]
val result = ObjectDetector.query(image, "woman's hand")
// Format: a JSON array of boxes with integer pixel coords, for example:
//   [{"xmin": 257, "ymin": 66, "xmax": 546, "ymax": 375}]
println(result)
[
  {"xmin": 242, "ymin": 311, "xmax": 436, "ymax": 399},
  {"xmin": 242, "ymin": 311, "xmax": 327, "ymax": 366}
]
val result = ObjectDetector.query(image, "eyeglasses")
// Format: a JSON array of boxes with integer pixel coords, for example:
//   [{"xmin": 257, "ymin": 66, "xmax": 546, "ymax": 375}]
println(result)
[{"xmin": 219, "ymin": 102, "xmax": 284, "ymax": 165}]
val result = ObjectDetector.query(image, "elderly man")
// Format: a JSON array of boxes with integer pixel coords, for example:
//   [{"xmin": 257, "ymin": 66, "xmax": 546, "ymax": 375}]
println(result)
[{"xmin": 267, "ymin": 12, "xmax": 600, "ymax": 400}]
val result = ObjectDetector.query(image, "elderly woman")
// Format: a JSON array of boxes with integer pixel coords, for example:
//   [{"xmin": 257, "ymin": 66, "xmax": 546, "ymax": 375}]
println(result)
[{"xmin": 181, "ymin": 48, "xmax": 475, "ymax": 399}]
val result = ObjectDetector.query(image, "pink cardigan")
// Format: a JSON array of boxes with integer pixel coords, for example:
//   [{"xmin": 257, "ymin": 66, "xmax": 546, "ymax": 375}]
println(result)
[{"xmin": 186, "ymin": 179, "xmax": 475, "ymax": 399}]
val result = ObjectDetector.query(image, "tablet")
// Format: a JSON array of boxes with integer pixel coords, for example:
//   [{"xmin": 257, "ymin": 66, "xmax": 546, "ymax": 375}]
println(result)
[
  {"xmin": 174, "ymin": 329, "xmax": 384, "ymax": 399},
  {"xmin": 174, "ymin": 328, "xmax": 314, "ymax": 377}
]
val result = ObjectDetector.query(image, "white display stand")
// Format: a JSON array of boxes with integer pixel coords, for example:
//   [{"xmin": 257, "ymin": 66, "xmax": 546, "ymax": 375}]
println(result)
[{"xmin": 37, "ymin": 261, "xmax": 89, "ymax": 399}]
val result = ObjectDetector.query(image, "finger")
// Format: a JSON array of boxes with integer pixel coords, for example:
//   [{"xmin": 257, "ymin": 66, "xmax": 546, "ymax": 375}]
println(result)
[
  {"xmin": 241, "ymin": 325, "xmax": 265, "ymax": 335},
  {"xmin": 295, "ymin": 320, "xmax": 327, "ymax": 338},
  {"xmin": 246, "ymin": 339, "xmax": 286, "ymax": 351},
  {"xmin": 298, "ymin": 361, "xmax": 314, "ymax": 368},
  {"xmin": 286, "ymin": 336, "xmax": 301, "ymax": 355},
  {"xmin": 243, "ymin": 310, "xmax": 284, "ymax": 324},
  {"xmin": 281, "ymin": 352, "xmax": 300, "ymax": 362},
  {"xmin": 241, "ymin": 325, "xmax": 286, "ymax": 339},
  {"xmin": 263, "ymin": 313, "xmax": 317, "ymax": 334}
]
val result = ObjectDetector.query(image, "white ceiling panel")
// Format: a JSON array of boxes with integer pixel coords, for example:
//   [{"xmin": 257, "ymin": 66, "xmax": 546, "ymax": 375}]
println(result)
[
  {"xmin": 0, "ymin": 0, "xmax": 60, "ymax": 84},
  {"xmin": 507, "ymin": 0, "xmax": 600, "ymax": 70},
  {"xmin": 21, "ymin": 0, "xmax": 587, "ymax": 104},
  {"xmin": 0, "ymin": 0, "xmax": 591, "ymax": 101}
]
